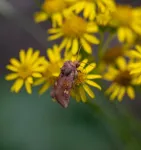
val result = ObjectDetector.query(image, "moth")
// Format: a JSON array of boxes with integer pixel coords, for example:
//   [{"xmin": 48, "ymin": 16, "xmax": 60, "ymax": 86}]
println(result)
[{"xmin": 51, "ymin": 60, "xmax": 80, "ymax": 108}]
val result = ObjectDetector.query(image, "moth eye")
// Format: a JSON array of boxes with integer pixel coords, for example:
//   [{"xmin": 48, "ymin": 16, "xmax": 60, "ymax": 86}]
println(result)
[{"xmin": 64, "ymin": 89, "xmax": 69, "ymax": 94}]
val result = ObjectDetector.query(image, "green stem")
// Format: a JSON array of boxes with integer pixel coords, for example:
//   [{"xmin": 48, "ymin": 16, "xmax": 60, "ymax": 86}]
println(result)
[
  {"xmin": 97, "ymin": 32, "xmax": 104, "ymax": 63},
  {"xmin": 102, "ymin": 33, "xmax": 116, "ymax": 53},
  {"xmin": 97, "ymin": 33, "xmax": 116, "ymax": 65}
]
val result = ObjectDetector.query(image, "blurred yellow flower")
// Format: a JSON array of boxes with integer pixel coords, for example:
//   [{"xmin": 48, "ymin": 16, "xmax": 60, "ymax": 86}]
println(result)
[
  {"xmin": 103, "ymin": 57, "xmax": 136, "ymax": 101},
  {"xmin": 99, "ymin": 45, "xmax": 126, "ymax": 73},
  {"xmin": 48, "ymin": 14, "xmax": 99, "ymax": 54},
  {"xmin": 71, "ymin": 59, "xmax": 101, "ymax": 102},
  {"xmin": 96, "ymin": 11, "xmax": 111, "ymax": 26},
  {"xmin": 69, "ymin": 0, "xmax": 115, "ymax": 20},
  {"xmin": 34, "ymin": 0, "xmax": 72, "ymax": 27},
  {"xmin": 110, "ymin": 5, "xmax": 141, "ymax": 44},
  {"xmin": 34, "ymin": 45, "xmax": 64, "ymax": 94},
  {"xmin": 5, "ymin": 48, "xmax": 45, "ymax": 94},
  {"xmin": 128, "ymin": 45, "xmax": 141, "ymax": 84}
]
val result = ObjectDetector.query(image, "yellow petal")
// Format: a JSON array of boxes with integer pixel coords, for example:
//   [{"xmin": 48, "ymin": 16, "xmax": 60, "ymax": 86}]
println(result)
[
  {"xmin": 19, "ymin": 50, "xmax": 25, "ymax": 63},
  {"xmin": 33, "ymin": 66, "xmax": 46, "ymax": 72},
  {"xmin": 32, "ymin": 57, "xmax": 45, "ymax": 68},
  {"xmin": 32, "ymin": 73, "xmax": 42, "ymax": 78},
  {"xmin": 27, "ymin": 77, "xmax": 33, "ymax": 84},
  {"xmin": 14, "ymin": 78, "xmax": 24, "ymax": 93},
  {"xmin": 129, "ymin": 50, "xmax": 141, "ymax": 58},
  {"xmin": 71, "ymin": 2, "xmax": 84, "ymax": 14},
  {"xmin": 87, "ymin": 23, "xmax": 98, "ymax": 33},
  {"xmin": 83, "ymin": 4, "xmax": 91, "ymax": 19},
  {"xmin": 127, "ymin": 86, "xmax": 135, "ymax": 100},
  {"xmin": 34, "ymin": 12, "xmax": 48, "ymax": 23},
  {"xmin": 110, "ymin": 86, "xmax": 120, "ymax": 101},
  {"xmin": 47, "ymin": 48, "xmax": 55, "ymax": 62},
  {"xmin": 117, "ymin": 87, "xmax": 126, "ymax": 102},
  {"xmin": 103, "ymin": 67, "xmax": 118, "ymax": 81},
  {"xmin": 66, "ymin": 39, "xmax": 72, "ymax": 50},
  {"xmin": 39, "ymin": 82, "xmax": 50, "ymax": 95},
  {"xmin": 5, "ymin": 73, "xmax": 18, "ymax": 80},
  {"xmin": 34, "ymin": 78, "xmax": 45, "ymax": 86},
  {"xmin": 53, "ymin": 13, "xmax": 62, "ymax": 27},
  {"xmin": 83, "ymin": 84, "xmax": 95, "ymax": 98},
  {"xmin": 136, "ymin": 45, "xmax": 141, "ymax": 53},
  {"xmin": 11, "ymin": 82, "xmax": 16, "ymax": 92},
  {"xmin": 117, "ymin": 27, "xmax": 126, "ymax": 42},
  {"xmin": 30, "ymin": 51, "xmax": 40, "ymax": 64},
  {"xmin": 48, "ymin": 28, "xmax": 61, "ymax": 34},
  {"xmin": 83, "ymin": 34, "xmax": 99, "ymax": 44},
  {"xmin": 75, "ymin": 94, "xmax": 81, "ymax": 102},
  {"xmin": 105, "ymin": 83, "xmax": 116, "ymax": 94},
  {"xmin": 26, "ymin": 48, "xmax": 33, "ymax": 61},
  {"xmin": 89, "ymin": 10, "xmax": 96, "ymax": 20},
  {"xmin": 79, "ymin": 86, "xmax": 86, "ymax": 102},
  {"xmin": 25, "ymin": 80, "xmax": 32, "ymax": 94},
  {"xmin": 116, "ymin": 57, "xmax": 126, "ymax": 70},
  {"xmin": 59, "ymin": 38, "xmax": 68, "ymax": 50},
  {"xmin": 86, "ymin": 80, "xmax": 101, "ymax": 90},
  {"xmin": 130, "ymin": 68, "xmax": 141, "ymax": 75},
  {"xmin": 87, "ymin": 74, "xmax": 101, "ymax": 79},
  {"xmin": 48, "ymin": 33, "xmax": 63, "ymax": 41},
  {"xmin": 85, "ymin": 63, "xmax": 96, "ymax": 73},
  {"xmin": 71, "ymin": 38, "xmax": 79, "ymax": 54},
  {"xmin": 6, "ymin": 65, "xmax": 18, "ymax": 72},
  {"xmin": 80, "ymin": 38, "xmax": 92, "ymax": 54},
  {"xmin": 80, "ymin": 59, "xmax": 88, "ymax": 68},
  {"xmin": 10, "ymin": 58, "xmax": 20, "ymax": 67}
]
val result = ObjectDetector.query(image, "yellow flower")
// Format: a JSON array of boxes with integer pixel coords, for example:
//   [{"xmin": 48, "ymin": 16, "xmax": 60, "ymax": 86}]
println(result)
[
  {"xmin": 96, "ymin": 11, "xmax": 111, "ymax": 26},
  {"xmin": 110, "ymin": 5, "xmax": 141, "ymax": 44},
  {"xmin": 128, "ymin": 45, "xmax": 141, "ymax": 84},
  {"xmin": 48, "ymin": 14, "xmax": 99, "ymax": 54},
  {"xmin": 99, "ymin": 45, "xmax": 126, "ymax": 73},
  {"xmin": 5, "ymin": 48, "xmax": 45, "ymax": 94},
  {"xmin": 71, "ymin": 59, "xmax": 102, "ymax": 102},
  {"xmin": 102, "ymin": 46, "xmax": 124, "ymax": 65},
  {"xmin": 34, "ymin": 45, "xmax": 64, "ymax": 94},
  {"xmin": 34, "ymin": 0, "xmax": 72, "ymax": 27},
  {"xmin": 69, "ymin": 0, "xmax": 115, "ymax": 21},
  {"xmin": 103, "ymin": 57, "xmax": 136, "ymax": 101}
]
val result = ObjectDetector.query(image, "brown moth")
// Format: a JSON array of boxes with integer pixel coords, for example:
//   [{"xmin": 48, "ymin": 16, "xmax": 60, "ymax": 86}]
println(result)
[{"xmin": 51, "ymin": 61, "xmax": 80, "ymax": 108}]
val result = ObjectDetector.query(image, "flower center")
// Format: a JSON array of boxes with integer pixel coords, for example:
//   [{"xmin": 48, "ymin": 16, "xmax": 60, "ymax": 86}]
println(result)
[
  {"xmin": 114, "ymin": 70, "xmax": 132, "ymax": 86},
  {"xmin": 112, "ymin": 5, "xmax": 132, "ymax": 26},
  {"xmin": 42, "ymin": 0, "xmax": 66, "ymax": 14},
  {"xmin": 102, "ymin": 46, "xmax": 124, "ymax": 64},
  {"xmin": 62, "ymin": 15, "xmax": 87, "ymax": 38},
  {"xmin": 74, "ymin": 70, "xmax": 87, "ymax": 85},
  {"xmin": 18, "ymin": 64, "xmax": 32, "ymax": 79}
]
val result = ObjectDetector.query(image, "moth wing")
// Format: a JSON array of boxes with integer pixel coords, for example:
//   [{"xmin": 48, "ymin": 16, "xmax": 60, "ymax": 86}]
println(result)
[{"xmin": 51, "ymin": 75, "xmax": 73, "ymax": 108}]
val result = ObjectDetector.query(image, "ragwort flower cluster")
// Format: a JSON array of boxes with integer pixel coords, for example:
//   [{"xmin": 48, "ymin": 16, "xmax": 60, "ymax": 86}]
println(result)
[{"xmin": 5, "ymin": 0, "xmax": 141, "ymax": 106}]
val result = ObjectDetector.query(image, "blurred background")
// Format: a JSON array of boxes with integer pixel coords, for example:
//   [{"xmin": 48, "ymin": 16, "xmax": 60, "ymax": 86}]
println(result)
[{"xmin": 0, "ymin": 0, "xmax": 141, "ymax": 150}]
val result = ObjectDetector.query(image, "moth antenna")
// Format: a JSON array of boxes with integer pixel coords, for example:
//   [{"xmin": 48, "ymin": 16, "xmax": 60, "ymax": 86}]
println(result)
[{"xmin": 80, "ymin": 61, "xmax": 96, "ymax": 68}]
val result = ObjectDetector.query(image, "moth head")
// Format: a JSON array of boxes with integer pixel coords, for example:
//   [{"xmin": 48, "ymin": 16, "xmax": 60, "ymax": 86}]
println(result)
[{"xmin": 73, "ymin": 61, "xmax": 80, "ymax": 68}]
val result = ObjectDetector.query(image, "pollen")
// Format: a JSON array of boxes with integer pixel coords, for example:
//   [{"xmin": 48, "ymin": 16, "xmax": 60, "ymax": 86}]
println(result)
[
  {"xmin": 62, "ymin": 15, "xmax": 87, "ymax": 38},
  {"xmin": 114, "ymin": 70, "xmax": 132, "ymax": 86},
  {"xmin": 42, "ymin": 0, "xmax": 66, "ymax": 14},
  {"xmin": 18, "ymin": 64, "xmax": 32, "ymax": 79},
  {"xmin": 75, "ymin": 71, "xmax": 87, "ymax": 85}
]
